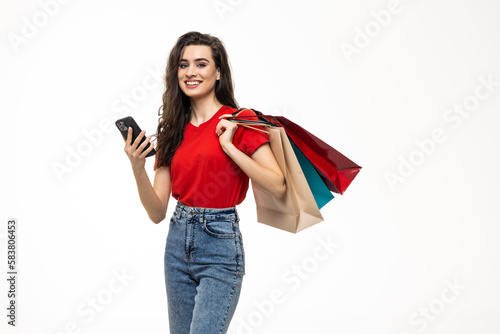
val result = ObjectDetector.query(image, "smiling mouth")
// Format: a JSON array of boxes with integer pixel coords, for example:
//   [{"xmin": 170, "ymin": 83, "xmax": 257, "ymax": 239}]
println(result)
[{"xmin": 186, "ymin": 81, "xmax": 202, "ymax": 86}]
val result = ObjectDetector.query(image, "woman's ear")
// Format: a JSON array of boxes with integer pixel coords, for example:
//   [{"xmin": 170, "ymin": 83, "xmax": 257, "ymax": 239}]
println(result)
[{"xmin": 216, "ymin": 68, "xmax": 221, "ymax": 80}]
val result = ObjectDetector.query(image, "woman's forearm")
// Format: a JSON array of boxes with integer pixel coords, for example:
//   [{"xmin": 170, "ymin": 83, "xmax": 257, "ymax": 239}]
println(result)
[
  {"xmin": 222, "ymin": 143, "xmax": 286, "ymax": 198},
  {"xmin": 122, "ymin": 128, "xmax": 167, "ymax": 223},
  {"xmin": 132, "ymin": 167, "xmax": 168, "ymax": 224}
]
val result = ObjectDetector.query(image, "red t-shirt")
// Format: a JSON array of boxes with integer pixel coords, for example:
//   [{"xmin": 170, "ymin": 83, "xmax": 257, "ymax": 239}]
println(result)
[{"xmin": 154, "ymin": 106, "xmax": 269, "ymax": 208}]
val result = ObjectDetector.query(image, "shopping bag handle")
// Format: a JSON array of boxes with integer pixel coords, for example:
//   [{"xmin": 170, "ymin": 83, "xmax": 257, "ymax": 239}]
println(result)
[
  {"xmin": 231, "ymin": 108, "xmax": 273, "ymax": 119},
  {"xmin": 230, "ymin": 108, "xmax": 281, "ymax": 127},
  {"xmin": 231, "ymin": 122, "xmax": 270, "ymax": 134},
  {"xmin": 226, "ymin": 108, "xmax": 274, "ymax": 134}
]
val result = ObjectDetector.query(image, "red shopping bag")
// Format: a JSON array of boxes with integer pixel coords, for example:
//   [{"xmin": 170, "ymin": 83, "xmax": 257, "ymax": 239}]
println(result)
[
  {"xmin": 230, "ymin": 109, "xmax": 362, "ymax": 194},
  {"xmin": 274, "ymin": 116, "xmax": 361, "ymax": 194}
]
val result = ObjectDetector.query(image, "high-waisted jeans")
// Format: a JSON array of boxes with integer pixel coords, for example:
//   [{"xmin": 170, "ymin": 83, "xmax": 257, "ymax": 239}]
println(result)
[{"xmin": 164, "ymin": 201, "xmax": 245, "ymax": 334}]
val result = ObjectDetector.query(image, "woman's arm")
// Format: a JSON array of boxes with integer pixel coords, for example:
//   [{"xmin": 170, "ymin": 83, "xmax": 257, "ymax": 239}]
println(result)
[
  {"xmin": 216, "ymin": 117, "xmax": 286, "ymax": 198},
  {"xmin": 123, "ymin": 128, "xmax": 171, "ymax": 224},
  {"xmin": 132, "ymin": 166, "xmax": 171, "ymax": 224}
]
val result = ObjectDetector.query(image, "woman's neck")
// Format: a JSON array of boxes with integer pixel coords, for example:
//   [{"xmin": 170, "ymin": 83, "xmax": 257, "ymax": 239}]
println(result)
[{"xmin": 189, "ymin": 96, "xmax": 223, "ymax": 126}]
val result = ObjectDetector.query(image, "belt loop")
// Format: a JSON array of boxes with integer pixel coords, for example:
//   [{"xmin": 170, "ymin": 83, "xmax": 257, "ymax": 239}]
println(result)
[
  {"xmin": 175, "ymin": 201, "xmax": 182, "ymax": 219},
  {"xmin": 200, "ymin": 208, "xmax": 205, "ymax": 224}
]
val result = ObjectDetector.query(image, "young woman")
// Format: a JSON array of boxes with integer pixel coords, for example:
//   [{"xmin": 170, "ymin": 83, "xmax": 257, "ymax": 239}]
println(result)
[{"xmin": 122, "ymin": 31, "xmax": 285, "ymax": 334}]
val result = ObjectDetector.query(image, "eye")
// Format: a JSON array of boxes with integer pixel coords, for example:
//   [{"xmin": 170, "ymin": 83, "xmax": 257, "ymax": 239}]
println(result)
[
  {"xmin": 197, "ymin": 63, "xmax": 207, "ymax": 68},
  {"xmin": 179, "ymin": 63, "xmax": 188, "ymax": 69}
]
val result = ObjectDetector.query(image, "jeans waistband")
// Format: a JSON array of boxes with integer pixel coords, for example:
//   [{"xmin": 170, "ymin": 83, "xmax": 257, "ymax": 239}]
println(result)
[{"xmin": 174, "ymin": 201, "xmax": 238, "ymax": 221}]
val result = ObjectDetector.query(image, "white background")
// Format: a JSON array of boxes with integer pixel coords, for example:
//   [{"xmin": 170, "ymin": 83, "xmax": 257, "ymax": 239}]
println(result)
[{"xmin": 1, "ymin": 0, "xmax": 500, "ymax": 333}]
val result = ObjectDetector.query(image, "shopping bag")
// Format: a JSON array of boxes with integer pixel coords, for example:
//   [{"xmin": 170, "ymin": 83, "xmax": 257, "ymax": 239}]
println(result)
[
  {"xmin": 251, "ymin": 126, "xmax": 324, "ymax": 233},
  {"xmin": 275, "ymin": 116, "xmax": 361, "ymax": 194},
  {"xmin": 229, "ymin": 109, "xmax": 362, "ymax": 195},
  {"xmin": 289, "ymin": 140, "xmax": 334, "ymax": 209}
]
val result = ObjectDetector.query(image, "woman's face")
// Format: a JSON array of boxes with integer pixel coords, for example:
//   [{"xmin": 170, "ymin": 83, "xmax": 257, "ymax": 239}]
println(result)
[{"xmin": 177, "ymin": 45, "xmax": 220, "ymax": 101}]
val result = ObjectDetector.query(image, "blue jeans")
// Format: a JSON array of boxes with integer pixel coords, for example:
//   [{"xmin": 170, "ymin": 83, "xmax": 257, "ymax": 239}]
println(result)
[{"xmin": 164, "ymin": 201, "xmax": 245, "ymax": 334}]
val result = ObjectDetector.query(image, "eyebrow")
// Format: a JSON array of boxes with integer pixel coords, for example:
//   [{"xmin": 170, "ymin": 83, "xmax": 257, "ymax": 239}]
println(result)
[{"xmin": 179, "ymin": 58, "xmax": 210, "ymax": 63}]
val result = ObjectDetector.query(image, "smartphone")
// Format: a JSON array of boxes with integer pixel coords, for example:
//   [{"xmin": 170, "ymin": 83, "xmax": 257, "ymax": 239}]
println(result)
[{"xmin": 115, "ymin": 116, "xmax": 156, "ymax": 158}]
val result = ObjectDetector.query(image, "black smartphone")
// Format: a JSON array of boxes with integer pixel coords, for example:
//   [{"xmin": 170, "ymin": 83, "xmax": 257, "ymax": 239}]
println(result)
[{"xmin": 115, "ymin": 116, "xmax": 156, "ymax": 158}]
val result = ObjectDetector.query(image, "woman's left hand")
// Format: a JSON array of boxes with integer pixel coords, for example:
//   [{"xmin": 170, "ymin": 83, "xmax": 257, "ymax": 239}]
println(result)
[{"xmin": 216, "ymin": 114, "xmax": 238, "ymax": 151}]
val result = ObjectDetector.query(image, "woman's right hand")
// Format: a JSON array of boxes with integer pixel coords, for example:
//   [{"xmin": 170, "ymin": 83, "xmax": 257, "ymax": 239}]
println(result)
[{"xmin": 123, "ymin": 127, "xmax": 155, "ymax": 172}]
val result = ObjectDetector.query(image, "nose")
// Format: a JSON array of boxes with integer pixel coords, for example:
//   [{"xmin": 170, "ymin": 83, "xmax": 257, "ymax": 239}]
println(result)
[{"xmin": 186, "ymin": 64, "xmax": 197, "ymax": 77}]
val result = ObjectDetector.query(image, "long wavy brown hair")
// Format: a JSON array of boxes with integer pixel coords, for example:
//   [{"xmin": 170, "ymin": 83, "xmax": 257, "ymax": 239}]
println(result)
[{"xmin": 154, "ymin": 31, "xmax": 239, "ymax": 169}]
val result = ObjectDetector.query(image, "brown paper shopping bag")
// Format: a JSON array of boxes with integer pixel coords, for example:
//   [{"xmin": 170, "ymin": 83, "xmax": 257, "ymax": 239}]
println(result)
[{"xmin": 251, "ymin": 127, "xmax": 324, "ymax": 233}]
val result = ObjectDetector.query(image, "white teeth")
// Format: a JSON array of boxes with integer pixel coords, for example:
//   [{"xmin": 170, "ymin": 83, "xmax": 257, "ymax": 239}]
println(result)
[{"xmin": 187, "ymin": 81, "xmax": 200, "ymax": 86}]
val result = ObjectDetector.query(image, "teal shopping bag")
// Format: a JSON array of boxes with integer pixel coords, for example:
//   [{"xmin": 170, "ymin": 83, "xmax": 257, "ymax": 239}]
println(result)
[{"xmin": 290, "ymin": 140, "xmax": 334, "ymax": 209}]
